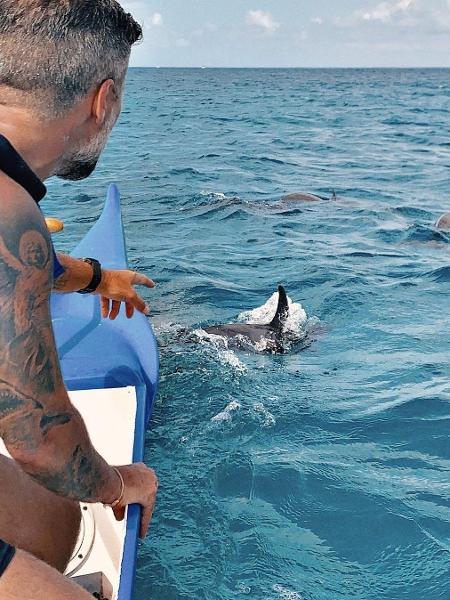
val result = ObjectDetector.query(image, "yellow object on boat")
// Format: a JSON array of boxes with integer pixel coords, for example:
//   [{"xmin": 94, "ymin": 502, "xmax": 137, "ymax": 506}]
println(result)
[{"xmin": 45, "ymin": 217, "xmax": 64, "ymax": 233}]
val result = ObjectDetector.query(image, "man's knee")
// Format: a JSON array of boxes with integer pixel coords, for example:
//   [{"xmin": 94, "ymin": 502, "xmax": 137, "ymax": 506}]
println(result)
[
  {"xmin": 56, "ymin": 498, "xmax": 82, "ymax": 572},
  {"xmin": 0, "ymin": 549, "xmax": 94, "ymax": 600},
  {"xmin": 18, "ymin": 495, "xmax": 81, "ymax": 573},
  {"xmin": 0, "ymin": 457, "xmax": 81, "ymax": 572}
]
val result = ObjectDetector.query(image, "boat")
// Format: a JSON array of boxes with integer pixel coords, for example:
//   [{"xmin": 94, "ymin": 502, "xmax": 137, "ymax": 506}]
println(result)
[{"xmin": 0, "ymin": 184, "xmax": 159, "ymax": 599}]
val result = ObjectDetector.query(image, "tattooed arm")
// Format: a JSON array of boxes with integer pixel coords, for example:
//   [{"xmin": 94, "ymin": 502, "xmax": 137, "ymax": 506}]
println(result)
[{"xmin": 0, "ymin": 193, "xmax": 121, "ymax": 504}]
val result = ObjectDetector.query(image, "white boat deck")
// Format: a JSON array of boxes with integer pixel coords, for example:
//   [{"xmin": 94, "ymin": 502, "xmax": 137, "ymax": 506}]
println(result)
[{"xmin": 0, "ymin": 386, "xmax": 138, "ymax": 600}]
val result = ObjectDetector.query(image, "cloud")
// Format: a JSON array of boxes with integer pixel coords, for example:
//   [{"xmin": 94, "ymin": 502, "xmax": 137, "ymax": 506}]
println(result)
[
  {"xmin": 361, "ymin": 0, "xmax": 414, "ymax": 22},
  {"xmin": 335, "ymin": 0, "xmax": 418, "ymax": 27},
  {"xmin": 142, "ymin": 11, "xmax": 163, "ymax": 30},
  {"xmin": 150, "ymin": 12, "xmax": 163, "ymax": 26},
  {"xmin": 311, "ymin": 17, "xmax": 323, "ymax": 25},
  {"xmin": 246, "ymin": 10, "xmax": 280, "ymax": 34},
  {"xmin": 342, "ymin": 0, "xmax": 450, "ymax": 32}
]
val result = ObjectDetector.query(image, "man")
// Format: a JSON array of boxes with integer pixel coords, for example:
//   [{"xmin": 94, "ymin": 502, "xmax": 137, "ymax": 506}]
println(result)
[{"xmin": 0, "ymin": 1, "xmax": 158, "ymax": 598}]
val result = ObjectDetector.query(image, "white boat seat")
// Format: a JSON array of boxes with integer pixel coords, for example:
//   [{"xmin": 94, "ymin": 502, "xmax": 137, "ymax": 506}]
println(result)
[
  {"xmin": 65, "ymin": 504, "xmax": 96, "ymax": 577},
  {"xmin": 72, "ymin": 571, "xmax": 113, "ymax": 599}
]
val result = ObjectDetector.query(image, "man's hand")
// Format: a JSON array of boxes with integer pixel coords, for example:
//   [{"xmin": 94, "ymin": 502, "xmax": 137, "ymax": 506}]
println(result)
[
  {"xmin": 96, "ymin": 269, "xmax": 155, "ymax": 320},
  {"xmin": 112, "ymin": 463, "xmax": 158, "ymax": 539},
  {"xmin": 54, "ymin": 254, "xmax": 156, "ymax": 319}
]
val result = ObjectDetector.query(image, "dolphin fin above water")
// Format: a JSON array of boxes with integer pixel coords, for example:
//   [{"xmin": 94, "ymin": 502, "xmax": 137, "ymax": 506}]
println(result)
[
  {"xmin": 269, "ymin": 285, "xmax": 289, "ymax": 331},
  {"xmin": 203, "ymin": 286, "xmax": 290, "ymax": 353}
]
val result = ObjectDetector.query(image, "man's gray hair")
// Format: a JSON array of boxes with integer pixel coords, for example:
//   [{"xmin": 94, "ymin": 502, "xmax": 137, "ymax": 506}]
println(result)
[{"xmin": 0, "ymin": 0, "xmax": 142, "ymax": 116}]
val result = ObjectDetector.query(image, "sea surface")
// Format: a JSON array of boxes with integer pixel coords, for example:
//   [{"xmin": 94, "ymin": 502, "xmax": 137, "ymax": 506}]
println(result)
[{"xmin": 45, "ymin": 68, "xmax": 450, "ymax": 600}]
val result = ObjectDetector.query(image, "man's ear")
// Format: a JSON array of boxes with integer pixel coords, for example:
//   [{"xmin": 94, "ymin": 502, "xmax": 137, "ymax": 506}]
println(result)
[{"xmin": 92, "ymin": 79, "xmax": 116, "ymax": 126}]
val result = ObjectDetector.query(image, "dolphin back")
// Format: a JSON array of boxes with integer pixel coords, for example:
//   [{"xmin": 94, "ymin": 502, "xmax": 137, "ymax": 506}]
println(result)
[
  {"xmin": 269, "ymin": 286, "xmax": 289, "ymax": 331},
  {"xmin": 436, "ymin": 213, "xmax": 450, "ymax": 231}
]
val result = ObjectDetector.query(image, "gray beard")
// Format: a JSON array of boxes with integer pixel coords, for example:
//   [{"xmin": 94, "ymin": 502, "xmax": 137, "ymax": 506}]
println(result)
[
  {"xmin": 57, "ymin": 158, "xmax": 99, "ymax": 181},
  {"xmin": 55, "ymin": 109, "xmax": 117, "ymax": 181}
]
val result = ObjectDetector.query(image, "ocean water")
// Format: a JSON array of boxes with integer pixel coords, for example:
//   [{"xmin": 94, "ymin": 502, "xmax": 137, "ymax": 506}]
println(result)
[{"xmin": 44, "ymin": 69, "xmax": 450, "ymax": 599}]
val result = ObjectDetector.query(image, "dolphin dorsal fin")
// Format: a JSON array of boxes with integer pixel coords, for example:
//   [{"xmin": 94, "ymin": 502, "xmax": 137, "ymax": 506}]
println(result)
[{"xmin": 269, "ymin": 286, "xmax": 289, "ymax": 331}]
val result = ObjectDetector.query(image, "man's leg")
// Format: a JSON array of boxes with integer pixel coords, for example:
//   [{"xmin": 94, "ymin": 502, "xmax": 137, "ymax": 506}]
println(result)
[
  {"xmin": 0, "ymin": 455, "xmax": 81, "ymax": 572},
  {"xmin": 0, "ymin": 549, "xmax": 94, "ymax": 599}
]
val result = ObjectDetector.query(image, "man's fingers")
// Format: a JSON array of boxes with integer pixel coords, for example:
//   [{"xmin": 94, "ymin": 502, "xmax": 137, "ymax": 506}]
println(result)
[
  {"xmin": 140, "ymin": 472, "xmax": 158, "ymax": 538},
  {"xmin": 140, "ymin": 501, "xmax": 156, "ymax": 539},
  {"xmin": 132, "ymin": 272, "xmax": 155, "ymax": 289},
  {"xmin": 101, "ymin": 297, "xmax": 110, "ymax": 319},
  {"xmin": 112, "ymin": 505, "xmax": 126, "ymax": 522},
  {"xmin": 130, "ymin": 292, "xmax": 150, "ymax": 316},
  {"xmin": 100, "ymin": 271, "xmax": 154, "ymax": 317},
  {"xmin": 109, "ymin": 300, "xmax": 121, "ymax": 320}
]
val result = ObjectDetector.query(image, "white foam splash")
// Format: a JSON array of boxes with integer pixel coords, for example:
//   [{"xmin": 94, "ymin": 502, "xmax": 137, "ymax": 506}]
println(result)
[
  {"xmin": 273, "ymin": 584, "xmax": 303, "ymax": 600},
  {"xmin": 193, "ymin": 328, "xmax": 248, "ymax": 372},
  {"xmin": 211, "ymin": 400, "xmax": 275, "ymax": 428},
  {"xmin": 200, "ymin": 190, "xmax": 228, "ymax": 200},
  {"xmin": 211, "ymin": 400, "xmax": 241, "ymax": 422},
  {"xmin": 253, "ymin": 337, "xmax": 278, "ymax": 353},
  {"xmin": 219, "ymin": 349, "xmax": 248, "ymax": 372},
  {"xmin": 236, "ymin": 582, "xmax": 251, "ymax": 595},
  {"xmin": 253, "ymin": 402, "xmax": 276, "ymax": 427},
  {"xmin": 239, "ymin": 290, "xmax": 307, "ymax": 335}
]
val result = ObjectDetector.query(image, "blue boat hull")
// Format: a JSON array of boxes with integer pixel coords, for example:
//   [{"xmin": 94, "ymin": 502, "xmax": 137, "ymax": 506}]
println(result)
[{"xmin": 50, "ymin": 184, "xmax": 159, "ymax": 600}]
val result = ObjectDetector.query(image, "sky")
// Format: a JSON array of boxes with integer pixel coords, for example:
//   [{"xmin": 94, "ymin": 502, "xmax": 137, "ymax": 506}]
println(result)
[{"xmin": 120, "ymin": 0, "xmax": 450, "ymax": 68}]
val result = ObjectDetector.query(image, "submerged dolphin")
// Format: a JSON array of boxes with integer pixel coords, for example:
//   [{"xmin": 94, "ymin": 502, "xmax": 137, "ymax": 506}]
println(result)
[{"xmin": 203, "ymin": 286, "xmax": 290, "ymax": 353}]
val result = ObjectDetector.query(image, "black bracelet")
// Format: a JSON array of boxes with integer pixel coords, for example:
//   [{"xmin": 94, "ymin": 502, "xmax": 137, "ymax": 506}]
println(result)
[{"xmin": 77, "ymin": 258, "xmax": 103, "ymax": 295}]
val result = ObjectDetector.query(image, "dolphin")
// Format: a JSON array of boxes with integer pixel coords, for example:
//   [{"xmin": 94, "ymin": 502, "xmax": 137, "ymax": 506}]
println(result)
[
  {"xmin": 435, "ymin": 213, "xmax": 450, "ymax": 231},
  {"xmin": 279, "ymin": 191, "xmax": 337, "ymax": 205},
  {"xmin": 281, "ymin": 192, "xmax": 322, "ymax": 203},
  {"xmin": 203, "ymin": 286, "xmax": 290, "ymax": 353}
]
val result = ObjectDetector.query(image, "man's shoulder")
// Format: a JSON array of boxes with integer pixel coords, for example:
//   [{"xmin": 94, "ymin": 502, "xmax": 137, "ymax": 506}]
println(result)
[
  {"xmin": 0, "ymin": 172, "xmax": 46, "ymax": 228},
  {"xmin": 0, "ymin": 173, "xmax": 51, "ymax": 272}
]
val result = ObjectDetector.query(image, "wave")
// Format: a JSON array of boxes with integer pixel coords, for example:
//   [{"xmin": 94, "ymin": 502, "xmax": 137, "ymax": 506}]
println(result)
[
  {"xmin": 407, "ymin": 224, "xmax": 450, "ymax": 244},
  {"xmin": 167, "ymin": 166, "xmax": 213, "ymax": 178},
  {"xmin": 423, "ymin": 266, "xmax": 450, "ymax": 282},
  {"xmin": 393, "ymin": 206, "xmax": 434, "ymax": 220},
  {"xmin": 178, "ymin": 191, "xmax": 251, "ymax": 217},
  {"xmin": 378, "ymin": 224, "xmax": 450, "ymax": 246},
  {"xmin": 239, "ymin": 154, "xmax": 298, "ymax": 167}
]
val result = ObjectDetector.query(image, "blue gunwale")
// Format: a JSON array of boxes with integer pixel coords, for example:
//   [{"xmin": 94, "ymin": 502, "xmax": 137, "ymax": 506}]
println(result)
[{"xmin": 50, "ymin": 184, "xmax": 159, "ymax": 600}]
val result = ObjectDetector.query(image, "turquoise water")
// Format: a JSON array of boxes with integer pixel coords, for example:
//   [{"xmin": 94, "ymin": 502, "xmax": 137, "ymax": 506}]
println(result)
[{"xmin": 45, "ymin": 69, "xmax": 450, "ymax": 599}]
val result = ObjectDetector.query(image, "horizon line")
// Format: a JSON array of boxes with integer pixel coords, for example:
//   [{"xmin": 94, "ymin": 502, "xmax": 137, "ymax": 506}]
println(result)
[{"xmin": 129, "ymin": 65, "xmax": 450, "ymax": 70}]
